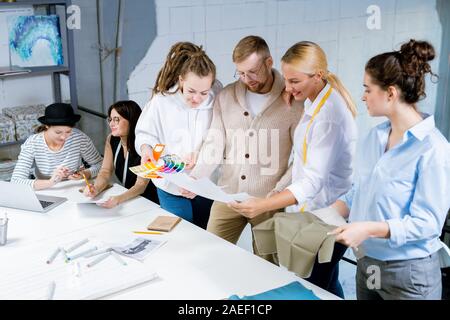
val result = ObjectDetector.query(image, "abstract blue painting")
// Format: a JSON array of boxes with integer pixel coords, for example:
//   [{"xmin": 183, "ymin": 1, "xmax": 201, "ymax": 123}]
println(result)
[{"xmin": 8, "ymin": 15, "xmax": 64, "ymax": 67}]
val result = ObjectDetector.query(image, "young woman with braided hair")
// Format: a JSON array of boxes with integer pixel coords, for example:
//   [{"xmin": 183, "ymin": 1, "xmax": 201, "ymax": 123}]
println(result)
[{"xmin": 135, "ymin": 41, "xmax": 222, "ymax": 229}]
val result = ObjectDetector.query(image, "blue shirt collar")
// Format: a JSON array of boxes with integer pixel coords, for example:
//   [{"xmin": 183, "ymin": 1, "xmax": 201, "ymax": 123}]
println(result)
[
  {"xmin": 376, "ymin": 114, "xmax": 435, "ymax": 145},
  {"xmin": 408, "ymin": 114, "xmax": 435, "ymax": 141}
]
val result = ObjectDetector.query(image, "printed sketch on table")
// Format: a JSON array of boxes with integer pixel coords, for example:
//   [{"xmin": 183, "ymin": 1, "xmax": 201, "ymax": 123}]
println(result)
[
  {"xmin": 8, "ymin": 15, "xmax": 64, "ymax": 67},
  {"xmin": 111, "ymin": 237, "xmax": 166, "ymax": 262}
]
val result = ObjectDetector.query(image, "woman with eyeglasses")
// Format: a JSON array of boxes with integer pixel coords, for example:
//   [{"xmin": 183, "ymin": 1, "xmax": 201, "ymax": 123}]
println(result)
[
  {"xmin": 11, "ymin": 103, "xmax": 103, "ymax": 190},
  {"xmin": 83, "ymin": 100, "xmax": 159, "ymax": 208},
  {"xmin": 229, "ymin": 41, "xmax": 358, "ymax": 298},
  {"xmin": 135, "ymin": 42, "xmax": 221, "ymax": 229}
]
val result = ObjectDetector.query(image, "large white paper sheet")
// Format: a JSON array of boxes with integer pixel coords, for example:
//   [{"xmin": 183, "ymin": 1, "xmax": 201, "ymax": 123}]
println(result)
[
  {"xmin": 0, "ymin": 238, "xmax": 158, "ymax": 300},
  {"xmin": 160, "ymin": 173, "xmax": 250, "ymax": 203},
  {"xmin": 69, "ymin": 187, "xmax": 115, "ymax": 205}
]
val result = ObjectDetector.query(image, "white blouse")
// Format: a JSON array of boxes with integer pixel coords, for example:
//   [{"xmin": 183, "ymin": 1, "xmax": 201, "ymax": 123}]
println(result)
[{"xmin": 286, "ymin": 83, "xmax": 357, "ymax": 212}]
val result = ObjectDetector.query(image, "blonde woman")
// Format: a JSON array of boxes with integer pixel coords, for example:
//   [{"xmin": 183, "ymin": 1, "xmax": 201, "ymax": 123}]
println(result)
[
  {"xmin": 230, "ymin": 41, "xmax": 358, "ymax": 298},
  {"xmin": 135, "ymin": 42, "xmax": 221, "ymax": 229}
]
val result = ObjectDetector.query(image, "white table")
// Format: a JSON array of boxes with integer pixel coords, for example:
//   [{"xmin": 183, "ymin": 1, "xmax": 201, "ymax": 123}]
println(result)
[{"xmin": 0, "ymin": 181, "xmax": 339, "ymax": 300}]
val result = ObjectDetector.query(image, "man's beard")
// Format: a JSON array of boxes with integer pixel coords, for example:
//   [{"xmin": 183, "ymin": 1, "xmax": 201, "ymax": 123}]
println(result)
[
  {"xmin": 246, "ymin": 81, "xmax": 265, "ymax": 93},
  {"xmin": 245, "ymin": 68, "xmax": 271, "ymax": 93}
]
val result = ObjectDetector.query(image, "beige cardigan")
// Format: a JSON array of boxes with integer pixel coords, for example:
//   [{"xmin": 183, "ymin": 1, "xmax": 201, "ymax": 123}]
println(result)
[{"xmin": 191, "ymin": 69, "xmax": 304, "ymax": 198}]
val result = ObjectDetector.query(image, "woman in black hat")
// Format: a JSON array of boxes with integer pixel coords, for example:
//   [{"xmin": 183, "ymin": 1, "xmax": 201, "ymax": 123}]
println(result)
[
  {"xmin": 11, "ymin": 103, "xmax": 103, "ymax": 190},
  {"xmin": 82, "ymin": 100, "xmax": 159, "ymax": 208}
]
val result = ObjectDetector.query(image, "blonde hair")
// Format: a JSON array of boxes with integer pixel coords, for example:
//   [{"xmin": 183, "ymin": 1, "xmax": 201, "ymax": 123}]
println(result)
[
  {"xmin": 153, "ymin": 42, "xmax": 216, "ymax": 96},
  {"xmin": 282, "ymin": 41, "xmax": 357, "ymax": 117},
  {"xmin": 232, "ymin": 35, "xmax": 271, "ymax": 63}
]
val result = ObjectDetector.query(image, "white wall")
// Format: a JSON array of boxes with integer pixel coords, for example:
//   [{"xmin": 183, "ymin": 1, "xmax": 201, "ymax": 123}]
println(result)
[
  {"xmin": 1, "ymin": 1, "xmax": 443, "ymax": 134},
  {"xmin": 128, "ymin": 0, "xmax": 443, "ymax": 139}
]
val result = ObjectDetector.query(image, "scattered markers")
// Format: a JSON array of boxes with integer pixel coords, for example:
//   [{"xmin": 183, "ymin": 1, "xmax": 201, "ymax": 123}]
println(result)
[
  {"xmin": 111, "ymin": 252, "xmax": 127, "ymax": 266},
  {"xmin": 66, "ymin": 246, "xmax": 98, "ymax": 262},
  {"xmin": 83, "ymin": 248, "xmax": 112, "ymax": 258},
  {"xmin": 65, "ymin": 239, "xmax": 89, "ymax": 253},
  {"xmin": 46, "ymin": 248, "xmax": 61, "ymax": 264},
  {"xmin": 47, "ymin": 281, "xmax": 56, "ymax": 300},
  {"xmin": 87, "ymin": 252, "xmax": 111, "ymax": 268},
  {"xmin": 73, "ymin": 261, "xmax": 82, "ymax": 278},
  {"xmin": 60, "ymin": 248, "xmax": 70, "ymax": 263}
]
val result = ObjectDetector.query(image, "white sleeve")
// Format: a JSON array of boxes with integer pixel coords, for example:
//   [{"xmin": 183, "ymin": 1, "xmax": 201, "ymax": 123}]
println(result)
[
  {"xmin": 135, "ymin": 98, "xmax": 162, "ymax": 156},
  {"xmin": 286, "ymin": 120, "xmax": 343, "ymax": 206}
]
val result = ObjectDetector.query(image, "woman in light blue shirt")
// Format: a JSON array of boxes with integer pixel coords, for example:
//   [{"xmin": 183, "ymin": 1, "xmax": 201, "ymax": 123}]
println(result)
[{"xmin": 330, "ymin": 39, "xmax": 450, "ymax": 300}]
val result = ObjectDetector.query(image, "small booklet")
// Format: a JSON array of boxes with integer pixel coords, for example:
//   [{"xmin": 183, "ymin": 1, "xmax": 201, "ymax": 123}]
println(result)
[{"xmin": 147, "ymin": 215, "xmax": 181, "ymax": 232}]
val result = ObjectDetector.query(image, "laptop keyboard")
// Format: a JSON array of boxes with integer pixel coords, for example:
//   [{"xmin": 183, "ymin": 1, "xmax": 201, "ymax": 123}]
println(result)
[{"xmin": 39, "ymin": 200, "xmax": 55, "ymax": 209}]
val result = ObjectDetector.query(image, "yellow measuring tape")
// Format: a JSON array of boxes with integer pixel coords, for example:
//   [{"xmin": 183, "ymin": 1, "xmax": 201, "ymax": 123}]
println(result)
[{"xmin": 300, "ymin": 86, "xmax": 333, "ymax": 213}]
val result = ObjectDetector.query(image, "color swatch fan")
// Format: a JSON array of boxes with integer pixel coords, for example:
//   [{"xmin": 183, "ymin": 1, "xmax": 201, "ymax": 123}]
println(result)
[{"xmin": 129, "ymin": 154, "xmax": 186, "ymax": 179}]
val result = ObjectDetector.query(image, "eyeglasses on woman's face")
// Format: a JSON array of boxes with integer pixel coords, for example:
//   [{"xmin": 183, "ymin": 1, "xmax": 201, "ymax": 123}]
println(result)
[{"xmin": 107, "ymin": 116, "xmax": 121, "ymax": 125}]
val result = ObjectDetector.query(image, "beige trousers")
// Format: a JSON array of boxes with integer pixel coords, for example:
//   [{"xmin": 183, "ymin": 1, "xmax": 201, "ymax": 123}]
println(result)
[{"xmin": 206, "ymin": 201, "xmax": 276, "ymax": 263}]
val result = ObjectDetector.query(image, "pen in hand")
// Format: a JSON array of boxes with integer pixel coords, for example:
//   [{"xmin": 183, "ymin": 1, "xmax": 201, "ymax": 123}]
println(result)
[{"xmin": 81, "ymin": 172, "xmax": 95, "ymax": 195}]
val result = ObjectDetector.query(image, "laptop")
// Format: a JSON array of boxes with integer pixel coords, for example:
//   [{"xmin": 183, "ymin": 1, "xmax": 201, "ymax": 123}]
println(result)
[{"xmin": 0, "ymin": 181, "xmax": 67, "ymax": 213}]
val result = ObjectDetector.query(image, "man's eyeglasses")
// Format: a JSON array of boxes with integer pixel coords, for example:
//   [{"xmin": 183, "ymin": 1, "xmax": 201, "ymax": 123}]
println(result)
[
  {"xmin": 107, "ymin": 116, "xmax": 120, "ymax": 125},
  {"xmin": 234, "ymin": 59, "xmax": 267, "ymax": 81}
]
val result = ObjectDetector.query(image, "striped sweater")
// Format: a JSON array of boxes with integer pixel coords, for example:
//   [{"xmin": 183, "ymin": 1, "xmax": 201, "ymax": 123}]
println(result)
[{"xmin": 11, "ymin": 128, "xmax": 103, "ymax": 187}]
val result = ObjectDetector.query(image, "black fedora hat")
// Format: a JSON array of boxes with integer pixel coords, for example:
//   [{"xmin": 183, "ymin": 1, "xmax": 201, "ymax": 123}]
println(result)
[{"xmin": 38, "ymin": 103, "xmax": 81, "ymax": 126}]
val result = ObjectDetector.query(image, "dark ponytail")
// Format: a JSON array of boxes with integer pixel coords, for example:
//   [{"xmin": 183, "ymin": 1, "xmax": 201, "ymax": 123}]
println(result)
[{"xmin": 365, "ymin": 39, "xmax": 437, "ymax": 105}]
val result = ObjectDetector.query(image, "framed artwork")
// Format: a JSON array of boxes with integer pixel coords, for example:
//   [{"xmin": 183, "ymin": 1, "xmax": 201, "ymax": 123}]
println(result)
[{"xmin": 8, "ymin": 15, "xmax": 64, "ymax": 67}]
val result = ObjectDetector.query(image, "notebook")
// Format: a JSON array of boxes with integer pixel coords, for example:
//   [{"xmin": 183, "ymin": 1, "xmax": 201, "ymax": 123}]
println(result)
[{"xmin": 147, "ymin": 216, "xmax": 181, "ymax": 232}]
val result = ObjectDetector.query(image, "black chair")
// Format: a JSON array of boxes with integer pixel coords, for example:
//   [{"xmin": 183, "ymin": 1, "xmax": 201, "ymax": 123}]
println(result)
[{"xmin": 441, "ymin": 210, "xmax": 450, "ymax": 300}]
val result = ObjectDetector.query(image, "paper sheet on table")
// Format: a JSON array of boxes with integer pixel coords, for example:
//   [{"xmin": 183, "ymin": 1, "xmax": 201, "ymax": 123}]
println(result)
[
  {"xmin": 69, "ymin": 187, "xmax": 114, "ymax": 204},
  {"xmin": 160, "ymin": 172, "xmax": 250, "ymax": 203},
  {"xmin": 0, "ymin": 238, "xmax": 159, "ymax": 300},
  {"xmin": 73, "ymin": 197, "xmax": 106, "ymax": 205},
  {"xmin": 71, "ymin": 195, "xmax": 108, "ymax": 204}
]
